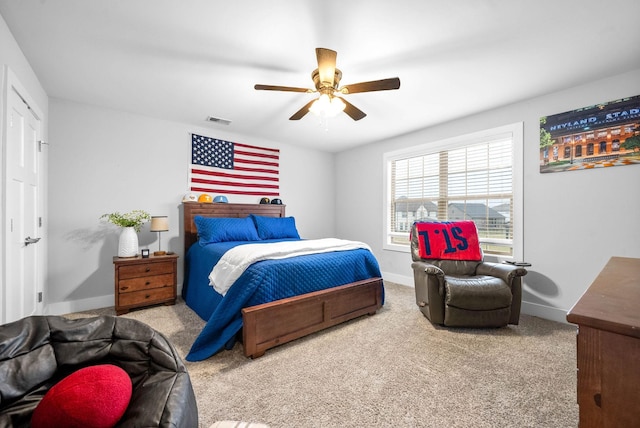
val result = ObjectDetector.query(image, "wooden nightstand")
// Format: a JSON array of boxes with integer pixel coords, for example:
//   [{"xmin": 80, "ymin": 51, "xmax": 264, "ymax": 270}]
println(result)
[{"xmin": 113, "ymin": 254, "xmax": 178, "ymax": 315}]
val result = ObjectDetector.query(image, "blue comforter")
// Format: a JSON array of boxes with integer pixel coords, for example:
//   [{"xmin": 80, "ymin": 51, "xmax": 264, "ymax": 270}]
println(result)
[{"xmin": 182, "ymin": 239, "xmax": 383, "ymax": 361}]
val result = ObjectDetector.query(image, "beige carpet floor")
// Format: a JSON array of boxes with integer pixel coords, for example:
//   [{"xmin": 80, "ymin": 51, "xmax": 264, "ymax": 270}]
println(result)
[{"xmin": 67, "ymin": 282, "xmax": 578, "ymax": 427}]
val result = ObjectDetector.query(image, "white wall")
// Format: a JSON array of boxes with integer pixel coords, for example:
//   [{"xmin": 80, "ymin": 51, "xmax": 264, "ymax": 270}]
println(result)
[
  {"xmin": 47, "ymin": 99, "xmax": 334, "ymax": 314},
  {"xmin": 335, "ymin": 68, "xmax": 640, "ymax": 323}
]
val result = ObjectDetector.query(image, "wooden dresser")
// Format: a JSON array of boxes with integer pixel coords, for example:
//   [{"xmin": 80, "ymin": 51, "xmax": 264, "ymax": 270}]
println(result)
[
  {"xmin": 566, "ymin": 256, "xmax": 640, "ymax": 427},
  {"xmin": 113, "ymin": 254, "xmax": 178, "ymax": 315}
]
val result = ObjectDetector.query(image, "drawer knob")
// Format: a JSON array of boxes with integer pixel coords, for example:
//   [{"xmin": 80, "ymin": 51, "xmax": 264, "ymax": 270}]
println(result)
[
  {"xmin": 145, "ymin": 267, "xmax": 151, "ymax": 272},
  {"xmin": 145, "ymin": 294, "xmax": 151, "ymax": 299},
  {"xmin": 594, "ymin": 393, "xmax": 602, "ymax": 408},
  {"xmin": 145, "ymin": 281, "xmax": 151, "ymax": 285},
  {"xmin": 120, "ymin": 286, "xmax": 129, "ymax": 291}
]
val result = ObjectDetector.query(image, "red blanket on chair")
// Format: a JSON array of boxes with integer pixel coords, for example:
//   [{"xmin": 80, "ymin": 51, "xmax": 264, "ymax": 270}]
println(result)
[{"xmin": 413, "ymin": 221, "xmax": 482, "ymax": 261}]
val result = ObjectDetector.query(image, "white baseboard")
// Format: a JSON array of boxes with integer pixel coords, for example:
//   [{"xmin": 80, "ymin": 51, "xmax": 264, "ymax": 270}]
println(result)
[
  {"xmin": 521, "ymin": 301, "xmax": 571, "ymax": 325},
  {"xmin": 45, "ymin": 285, "xmax": 184, "ymax": 316},
  {"xmin": 381, "ymin": 271, "xmax": 413, "ymax": 287},
  {"xmin": 46, "ymin": 294, "xmax": 114, "ymax": 316},
  {"xmin": 46, "ymin": 278, "xmax": 569, "ymax": 326}
]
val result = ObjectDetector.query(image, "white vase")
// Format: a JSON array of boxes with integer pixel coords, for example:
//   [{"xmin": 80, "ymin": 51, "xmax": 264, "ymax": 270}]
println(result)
[{"xmin": 118, "ymin": 227, "xmax": 139, "ymax": 257}]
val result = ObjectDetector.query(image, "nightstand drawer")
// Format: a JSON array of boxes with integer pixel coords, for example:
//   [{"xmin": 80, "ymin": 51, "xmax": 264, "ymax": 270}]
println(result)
[
  {"xmin": 118, "ymin": 273, "xmax": 174, "ymax": 293},
  {"xmin": 118, "ymin": 286, "xmax": 175, "ymax": 307},
  {"xmin": 113, "ymin": 254, "xmax": 178, "ymax": 315},
  {"xmin": 118, "ymin": 261, "xmax": 174, "ymax": 279}
]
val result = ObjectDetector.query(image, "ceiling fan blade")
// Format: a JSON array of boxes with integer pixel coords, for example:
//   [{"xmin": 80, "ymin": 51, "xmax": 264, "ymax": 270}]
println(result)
[
  {"xmin": 340, "ymin": 77, "xmax": 401, "ymax": 94},
  {"xmin": 316, "ymin": 48, "xmax": 337, "ymax": 87},
  {"xmin": 289, "ymin": 99, "xmax": 317, "ymax": 120},
  {"xmin": 255, "ymin": 84, "xmax": 312, "ymax": 93},
  {"xmin": 340, "ymin": 98, "xmax": 367, "ymax": 121}
]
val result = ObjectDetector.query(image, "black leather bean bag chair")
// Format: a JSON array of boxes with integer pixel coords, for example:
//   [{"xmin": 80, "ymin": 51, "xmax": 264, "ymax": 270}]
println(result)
[{"xmin": 0, "ymin": 315, "xmax": 198, "ymax": 427}]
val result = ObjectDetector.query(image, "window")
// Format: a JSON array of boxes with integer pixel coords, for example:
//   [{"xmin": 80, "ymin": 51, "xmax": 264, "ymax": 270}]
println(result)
[{"xmin": 384, "ymin": 123, "xmax": 523, "ymax": 260}]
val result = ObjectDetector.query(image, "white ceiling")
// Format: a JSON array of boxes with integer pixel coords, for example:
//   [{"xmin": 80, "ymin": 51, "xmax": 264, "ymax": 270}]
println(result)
[{"xmin": 2, "ymin": 0, "xmax": 640, "ymax": 152}]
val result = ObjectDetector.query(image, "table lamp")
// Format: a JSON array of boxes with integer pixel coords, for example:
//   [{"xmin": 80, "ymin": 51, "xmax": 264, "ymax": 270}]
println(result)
[{"xmin": 150, "ymin": 216, "xmax": 169, "ymax": 256}]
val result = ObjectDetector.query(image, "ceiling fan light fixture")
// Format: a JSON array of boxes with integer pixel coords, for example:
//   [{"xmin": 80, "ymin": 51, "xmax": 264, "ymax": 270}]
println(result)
[{"xmin": 309, "ymin": 94, "xmax": 345, "ymax": 118}]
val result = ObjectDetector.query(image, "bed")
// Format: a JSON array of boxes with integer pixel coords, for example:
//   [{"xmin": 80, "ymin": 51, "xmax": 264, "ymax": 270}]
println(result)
[{"xmin": 181, "ymin": 202, "xmax": 384, "ymax": 360}]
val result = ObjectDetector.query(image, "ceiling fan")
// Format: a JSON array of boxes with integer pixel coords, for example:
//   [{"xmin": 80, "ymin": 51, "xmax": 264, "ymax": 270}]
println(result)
[{"xmin": 254, "ymin": 48, "xmax": 400, "ymax": 121}]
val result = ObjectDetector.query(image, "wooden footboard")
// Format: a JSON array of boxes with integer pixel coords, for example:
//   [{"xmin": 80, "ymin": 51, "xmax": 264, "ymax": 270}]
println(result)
[{"xmin": 242, "ymin": 277, "xmax": 383, "ymax": 359}]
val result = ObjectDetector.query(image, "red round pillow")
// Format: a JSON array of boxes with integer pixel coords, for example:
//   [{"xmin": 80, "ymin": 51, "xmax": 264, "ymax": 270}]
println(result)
[{"xmin": 31, "ymin": 364, "xmax": 132, "ymax": 428}]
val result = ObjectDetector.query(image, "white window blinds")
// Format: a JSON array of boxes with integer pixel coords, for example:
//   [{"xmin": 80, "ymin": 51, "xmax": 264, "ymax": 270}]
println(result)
[{"xmin": 385, "ymin": 124, "xmax": 522, "ymax": 258}]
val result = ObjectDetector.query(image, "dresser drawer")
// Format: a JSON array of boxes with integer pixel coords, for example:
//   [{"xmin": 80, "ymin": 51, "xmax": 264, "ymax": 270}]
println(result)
[
  {"xmin": 118, "ymin": 261, "xmax": 174, "ymax": 279},
  {"xmin": 118, "ymin": 286, "xmax": 175, "ymax": 308},
  {"xmin": 118, "ymin": 273, "xmax": 174, "ymax": 293}
]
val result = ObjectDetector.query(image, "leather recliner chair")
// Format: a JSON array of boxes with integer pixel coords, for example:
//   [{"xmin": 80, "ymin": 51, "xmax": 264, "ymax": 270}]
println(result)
[
  {"xmin": 410, "ymin": 221, "xmax": 527, "ymax": 327},
  {"xmin": 0, "ymin": 315, "xmax": 198, "ymax": 427}
]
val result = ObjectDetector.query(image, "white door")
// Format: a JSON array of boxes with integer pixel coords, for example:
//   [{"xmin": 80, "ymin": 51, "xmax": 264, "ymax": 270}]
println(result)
[{"xmin": 3, "ymin": 82, "xmax": 42, "ymax": 324}]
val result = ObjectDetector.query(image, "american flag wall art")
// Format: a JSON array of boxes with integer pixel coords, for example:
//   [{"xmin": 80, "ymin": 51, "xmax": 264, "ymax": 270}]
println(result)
[{"xmin": 189, "ymin": 134, "xmax": 280, "ymax": 197}]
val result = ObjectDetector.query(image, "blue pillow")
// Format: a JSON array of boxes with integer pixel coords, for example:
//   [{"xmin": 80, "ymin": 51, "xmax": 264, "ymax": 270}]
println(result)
[
  {"xmin": 194, "ymin": 216, "xmax": 260, "ymax": 245},
  {"xmin": 250, "ymin": 215, "xmax": 300, "ymax": 240}
]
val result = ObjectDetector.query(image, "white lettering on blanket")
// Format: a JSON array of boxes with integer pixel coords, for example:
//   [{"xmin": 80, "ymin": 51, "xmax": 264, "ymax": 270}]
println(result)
[{"xmin": 209, "ymin": 238, "xmax": 372, "ymax": 295}]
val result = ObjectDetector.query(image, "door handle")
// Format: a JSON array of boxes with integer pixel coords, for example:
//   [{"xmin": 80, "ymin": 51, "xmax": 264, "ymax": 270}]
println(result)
[{"xmin": 25, "ymin": 236, "xmax": 41, "ymax": 246}]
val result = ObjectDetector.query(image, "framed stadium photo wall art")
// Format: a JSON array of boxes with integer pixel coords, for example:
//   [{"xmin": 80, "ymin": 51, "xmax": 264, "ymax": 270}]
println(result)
[{"xmin": 539, "ymin": 94, "xmax": 640, "ymax": 173}]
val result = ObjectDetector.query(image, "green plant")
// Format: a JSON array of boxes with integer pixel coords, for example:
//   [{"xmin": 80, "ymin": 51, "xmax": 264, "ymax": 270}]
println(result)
[{"xmin": 100, "ymin": 210, "xmax": 150, "ymax": 232}]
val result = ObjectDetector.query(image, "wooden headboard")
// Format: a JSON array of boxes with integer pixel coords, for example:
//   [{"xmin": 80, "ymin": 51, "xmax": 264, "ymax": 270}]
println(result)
[{"xmin": 182, "ymin": 202, "xmax": 286, "ymax": 254}]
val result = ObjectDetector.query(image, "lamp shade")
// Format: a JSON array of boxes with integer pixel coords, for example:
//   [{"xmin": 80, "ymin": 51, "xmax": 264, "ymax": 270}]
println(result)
[{"xmin": 150, "ymin": 216, "xmax": 169, "ymax": 232}]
